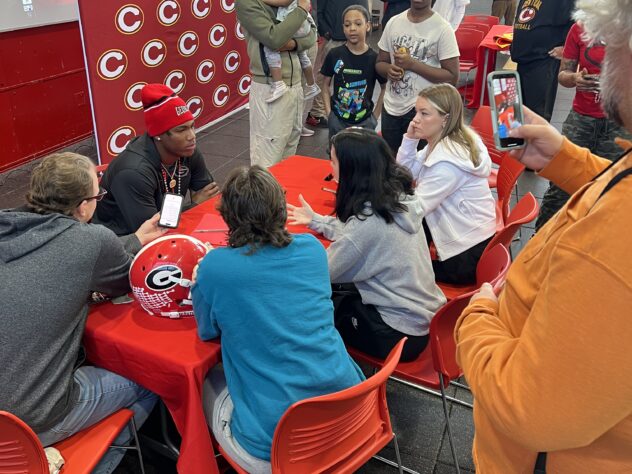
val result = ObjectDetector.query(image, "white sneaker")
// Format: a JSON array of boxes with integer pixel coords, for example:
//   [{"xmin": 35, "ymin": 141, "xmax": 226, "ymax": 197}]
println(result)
[
  {"xmin": 303, "ymin": 83, "xmax": 321, "ymax": 101},
  {"xmin": 301, "ymin": 126, "xmax": 315, "ymax": 137},
  {"xmin": 265, "ymin": 81, "xmax": 288, "ymax": 103}
]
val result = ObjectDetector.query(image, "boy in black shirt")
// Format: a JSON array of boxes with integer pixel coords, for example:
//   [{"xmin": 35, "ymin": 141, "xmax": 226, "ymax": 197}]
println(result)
[{"xmin": 320, "ymin": 5, "xmax": 386, "ymax": 140}]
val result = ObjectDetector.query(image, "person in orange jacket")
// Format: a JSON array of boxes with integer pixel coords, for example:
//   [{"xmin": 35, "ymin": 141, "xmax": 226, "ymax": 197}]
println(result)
[{"xmin": 455, "ymin": 0, "xmax": 632, "ymax": 472}]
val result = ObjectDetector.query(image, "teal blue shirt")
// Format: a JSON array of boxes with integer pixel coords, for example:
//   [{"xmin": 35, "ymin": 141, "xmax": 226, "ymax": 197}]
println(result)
[{"xmin": 192, "ymin": 233, "xmax": 364, "ymax": 460}]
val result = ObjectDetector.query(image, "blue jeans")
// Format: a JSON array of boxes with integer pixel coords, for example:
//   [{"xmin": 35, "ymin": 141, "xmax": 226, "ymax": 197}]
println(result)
[{"xmin": 37, "ymin": 366, "xmax": 157, "ymax": 474}]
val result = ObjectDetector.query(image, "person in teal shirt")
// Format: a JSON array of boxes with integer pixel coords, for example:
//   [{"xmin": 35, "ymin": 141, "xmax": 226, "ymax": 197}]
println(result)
[{"xmin": 192, "ymin": 165, "xmax": 364, "ymax": 473}]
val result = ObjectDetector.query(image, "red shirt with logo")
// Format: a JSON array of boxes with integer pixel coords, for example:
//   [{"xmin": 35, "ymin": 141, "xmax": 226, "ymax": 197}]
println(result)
[{"xmin": 563, "ymin": 23, "xmax": 606, "ymax": 118}]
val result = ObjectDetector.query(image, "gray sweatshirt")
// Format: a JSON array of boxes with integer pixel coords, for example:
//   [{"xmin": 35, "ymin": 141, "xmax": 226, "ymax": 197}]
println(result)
[
  {"xmin": 0, "ymin": 210, "xmax": 140, "ymax": 432},
  {"xmin": 309, "ymin": 194, "xmax": 446, "ymax": 336}
]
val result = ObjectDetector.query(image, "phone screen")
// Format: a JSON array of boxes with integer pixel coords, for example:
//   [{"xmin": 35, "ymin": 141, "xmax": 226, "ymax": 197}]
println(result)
[
  {"xmin": 490, "ymin": 74, "xmax": 525, "ymax": 149},
  {"xmin": 159, "ymin": 193, "xmax": 184, "ymax": 228}
]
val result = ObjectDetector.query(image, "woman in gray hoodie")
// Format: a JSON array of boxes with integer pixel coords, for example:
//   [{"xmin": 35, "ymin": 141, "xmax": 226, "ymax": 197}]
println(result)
[{"xmin": 288, "ymin": 128, "xmax": 445, "ymax": 361}]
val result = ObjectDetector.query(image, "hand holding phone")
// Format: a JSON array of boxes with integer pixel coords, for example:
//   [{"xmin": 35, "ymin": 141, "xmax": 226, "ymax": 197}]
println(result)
[
  {"xmin": 487, "ymin": 71, "xmax": 525, "ymax": 150},
  {"xmin": 158, "ymin": 193, "xmax": 184, "ymax": 228}
]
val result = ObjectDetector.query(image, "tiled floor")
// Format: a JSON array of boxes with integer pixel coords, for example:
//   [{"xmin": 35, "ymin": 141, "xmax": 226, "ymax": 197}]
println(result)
[{"xmin": 0, "ymin": 1, "xmax": 575, "ymax": 472}]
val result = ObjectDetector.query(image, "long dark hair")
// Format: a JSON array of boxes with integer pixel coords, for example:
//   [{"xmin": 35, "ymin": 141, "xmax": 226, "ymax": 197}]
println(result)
[
  {"xmin": 331, "ymin": 128, "xmax": 415, "ymax": 223},
  {"xmin": 218, "ymin": 165, "xmax": 292, "ymax": 253}
]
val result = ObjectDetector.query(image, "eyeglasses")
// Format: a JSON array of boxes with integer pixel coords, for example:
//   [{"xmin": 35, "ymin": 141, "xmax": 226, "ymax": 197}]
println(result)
[{"xmin": 82, "ymin": 187, "xmax": 108, "ymax": 203}]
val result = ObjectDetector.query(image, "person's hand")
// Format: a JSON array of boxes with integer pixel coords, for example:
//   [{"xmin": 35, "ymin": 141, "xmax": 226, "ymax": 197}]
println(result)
[
  {"xmin": 405, "ymin": 119, "xmax": 418, "ymax": 139},
  {"xmin": 548, "ymin": 46, "xmax": 564, "ymax": 59},
  {"xmin": 508, "ymin": 107, "xmax": 564, "ymax": 172},
  {"xmin": 278, "ymin": 39, "xmax": 297, "ymax": 52},
  {"xmin": 394, "ymin": 48, "xmax": 414, "ymax": 70},
  {"xmin": 297, "ymin": 0, "xmax": 310, "ymax": 12},
  {"xmin": 386, "ymin": 63, "xmax": 404, "ymax": 82},
  {"xmin": 192, "ymin": 182, "xmax": 220, "ymax": 204},
  {"xmin": 135, "ymin": 213, "xmax": 168, "ymax": 246},
  {"xmin": 469, "ymin": 282, "xmax": 498, "ymax": 305},
  {"xmin": 287, "ymin": 194, "xmax": 315, "ymax": 225},
  {"xmin": 574, "ymin": 68, "xmax": 599, "ymax": 91}
]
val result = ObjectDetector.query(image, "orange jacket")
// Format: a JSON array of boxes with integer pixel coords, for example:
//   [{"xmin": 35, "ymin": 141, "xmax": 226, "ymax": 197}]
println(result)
[{"xmin": 455, "ymin": 138, "xmax": 632, "ymax": 473}]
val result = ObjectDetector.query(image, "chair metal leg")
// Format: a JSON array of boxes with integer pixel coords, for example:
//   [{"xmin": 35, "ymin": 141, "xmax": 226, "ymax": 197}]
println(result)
[
  {"xmin": 389, "ymin": 376, "xmax": 473, "ymax": 409},
  {"xmin": 439, "ymin": 374, "xmax": 460, "ymax": 474},
  {"xmin": 160, "ymin": 401, "xmax": 180, "ymax": 456},
  {"xmin": 130, "ymin": 417, "xmax": 147, "ymax": 474},
  {"xmin": 372, "ymin": 454, "xmax": 419, "ymax": 474},
  {"xmin": 450, "ymin": 381, "xmax": 471, "ymax": 392},
  {"xmin": 392, "ymin": 432, "xmax": 404, "ymax": 474}
]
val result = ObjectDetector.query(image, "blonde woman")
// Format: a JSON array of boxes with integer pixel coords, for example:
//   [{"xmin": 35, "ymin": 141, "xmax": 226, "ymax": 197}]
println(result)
[{"xmin": 397, "ymin": 83, "xmax": 496, "ymax": 284}]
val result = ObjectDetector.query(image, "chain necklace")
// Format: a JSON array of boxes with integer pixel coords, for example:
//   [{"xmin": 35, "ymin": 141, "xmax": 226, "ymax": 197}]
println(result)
[{"xmin": 161, "ymin": 159, "xmax": 181, "ymax": 194}]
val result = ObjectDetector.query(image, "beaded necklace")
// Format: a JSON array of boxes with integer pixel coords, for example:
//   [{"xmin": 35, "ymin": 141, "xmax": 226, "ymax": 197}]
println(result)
[{"xmin": 161, "ymin": 159, "xmax": 181, "ymax": 195}]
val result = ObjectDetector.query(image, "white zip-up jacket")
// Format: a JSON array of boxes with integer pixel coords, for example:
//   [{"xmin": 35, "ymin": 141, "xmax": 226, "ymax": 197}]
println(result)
[{"xmin": 397, "ymin": 133, "xmax": 497, "ymax": 261}]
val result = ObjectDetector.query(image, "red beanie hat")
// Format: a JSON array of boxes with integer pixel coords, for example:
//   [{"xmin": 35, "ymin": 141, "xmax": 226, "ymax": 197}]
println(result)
[{"xmin": 141, "ymin": 84, "xmax": 194, "ymax": 137}]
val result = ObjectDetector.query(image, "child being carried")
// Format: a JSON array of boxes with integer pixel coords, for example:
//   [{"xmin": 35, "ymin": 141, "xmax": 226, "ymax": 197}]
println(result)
[{"xmin": 262, "ymin": 0, "xmax": 321, "ymax": 103}]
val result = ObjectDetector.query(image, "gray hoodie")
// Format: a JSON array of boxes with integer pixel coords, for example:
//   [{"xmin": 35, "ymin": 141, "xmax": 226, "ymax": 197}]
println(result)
[
  {"xmin": 309, "ymin": 194, "xmax": 446, "ymax": 336},
  {"xmin": 0, "ymin": 210, "xmax": 140, "ymax": 432}
]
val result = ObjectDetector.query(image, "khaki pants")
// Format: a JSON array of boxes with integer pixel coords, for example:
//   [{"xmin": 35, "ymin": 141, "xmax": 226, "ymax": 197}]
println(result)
[
  {"xmin": 302, "ymin": 41, "xmax": 319, "ymax": 124},
  {"xmin": 249, "ymin": 81, "xmax": 303, "ymax": 168},
  {"xmin": 309, "ymin": 39, "xmax": 346, "ymax": 118},
  {"xmin": 491, "ymin": 0, "xmax": 517, "ymax": 25}
]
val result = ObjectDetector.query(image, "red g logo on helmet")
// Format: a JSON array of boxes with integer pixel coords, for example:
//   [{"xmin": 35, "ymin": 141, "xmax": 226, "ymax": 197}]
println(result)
[
  {"xmin": 191, "ymin": 0, "xmax": 211, "ymax": 18},
  {"xmin": 220, "ymin": 0, "xmax": 235, "ymax": 13},
  {"xmin": 107, "ymin": 126, "xmax": 136, "ymax": 156},
  {"xmin": 178, "ymin": 31, "xmax": 199, "ymax": 57},
  {"xmin": 97, "ymin": 50, "xmax": 127, "ymax": 80},
  {"xmin": 224, "ymin": 50, "xmax": 240, "ymax": 73},
  {"xmin": 213, "ymin": 85, "xmax": 229, "ymax": 107},
  {"xmin": 115, "ymin": 4, "xmax": 144, "ymax": 34},
  {"xmin": 187, "ymin": 96, "xmax": 204, "ymax": 119},
  {"xmin": 237, "ymin": 75, "xmax": 251, "ymax": 96},
  {"xmin": 124, "ymin": 82, "xmax": 147, "ymax": 111},
  {"xmin": 196, "ymin": 60, "xmax": 215, "ymax": 83},
  {"xmin": 130, "ymin": 235, "xmax": 208, "ymax": 318},
  {"xmin": 209, "ymin": 24, "xmax": 227, "ymax": 47},
  {"xmin": 157, "ymin": 0, "xmax": 181, "ymax": 26},
  {"xmin": 235, "ymin": 22, "xmax": 245, "ymax": 40},
  {"xmin": 164, "ymin": 70, "xmax": 186, "ymax": 94},
  {"xmin": 142, "ymin": 39, "xmax": 167, "ymax": 67}
]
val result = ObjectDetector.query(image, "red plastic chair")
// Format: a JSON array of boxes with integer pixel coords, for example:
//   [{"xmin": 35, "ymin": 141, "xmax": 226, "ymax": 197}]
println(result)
[
  {"xmin": 462, "ymin": 15, "xmax": 500, "ymax": 28},
  {"xmin": 457, "ymin": 22, "xmax": 492, "ymax": 36},
  {"xmin": 0, "ymin": 409, "xmax": 145, "ymax": 474},
  {"xmin": 487, "ymin": 192, "xmax": 539, "ymax": 252},
  {"xmin": 217, "ymin": 339, "xmax": 407, "ymax": 474},
  {"xmin": 455, "ymin": 28, "xmax": 486, "ymax": 100},
  {"xmin": 470, "ymin": 105, "xmax": 504, "ymax": 166},
  {"xmin": 496, "ymin": 154, "xmax": 526, "ymax": 225},
  {"xmin": 347, "ymin": 289, "xmax": 505, "ymax": 473},
  {"xmin": 437, "ymin": 243, "xmax": 511, "ymax": 301}
]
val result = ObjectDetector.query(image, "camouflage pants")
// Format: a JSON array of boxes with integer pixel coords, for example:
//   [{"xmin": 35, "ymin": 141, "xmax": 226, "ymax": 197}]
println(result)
[{"xmin": 535, "ymin": 109, "xmax": 632, "ymax": 230}]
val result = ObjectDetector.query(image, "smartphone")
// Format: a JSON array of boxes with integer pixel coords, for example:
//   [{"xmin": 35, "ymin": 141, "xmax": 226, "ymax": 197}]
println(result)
[
  {"xmin": 487, "ymin": 71, "xmax": 525, "ymax": 150},
  {"xmin": 158, "ymin": 193, "xmax": 184, "ymax": 228}
]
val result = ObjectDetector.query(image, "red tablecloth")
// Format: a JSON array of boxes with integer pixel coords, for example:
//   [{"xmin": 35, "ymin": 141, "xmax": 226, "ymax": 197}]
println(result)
[
  {"xmin": 83, "ymin": 155, "xmax": 333, "ymax": 474},
  {"xmin": 466, "ymin": 25, "xmax": 513, "ymax": 108}
]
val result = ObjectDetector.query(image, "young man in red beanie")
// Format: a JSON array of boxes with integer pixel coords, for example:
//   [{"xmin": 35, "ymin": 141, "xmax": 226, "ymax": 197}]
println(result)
[{"xmin": 94, "ymin": 84, "xmax": 218, "ymax": 235}]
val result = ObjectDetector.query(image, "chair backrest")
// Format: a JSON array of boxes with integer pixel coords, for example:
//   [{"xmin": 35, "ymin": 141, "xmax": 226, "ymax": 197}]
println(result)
[
  {"xmin": 486, "ymin": 193, "xmax": 539, "ymax": 251},
  {"xmin": 430, "ymin": 245, "xmax": 510, "ymax": 379},
  {"xmin": 429, "ymin": 293, "xmax": 474, "ymax": 381},
  {"xmin": 496, "ymin": 154, "xmax": 526, "ymax": 222},
  {"xmin": 469, "ymin": 105, "xmax": 504, "ymax": 166},
  {"xmin": 270, "ymin": 339, "xmax": 406, "ymax": 474},
  {"xmin": 462, "ymin": 15, "xmax": 500, "ymax": 27},
  {"xmin": 455, "ymin": 28, "xmax": 486, "ymax": 63},
  {"xmin": 476, "ymin": 243, "xmax": 511, "ymax": 289},
  {"xmin": 0, "ymin": 411, "xmax": 48, "ymax": 474},
  {"xmin": 457, "ymin": 22, "xmax": 492, "ymax": 36}
]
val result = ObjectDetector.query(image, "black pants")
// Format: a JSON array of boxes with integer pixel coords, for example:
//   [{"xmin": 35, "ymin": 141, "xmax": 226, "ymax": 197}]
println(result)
[
  {"xmin": 381, "ymin": 108, "xmax": 427, "ymax": 156},
  {"xmin": 424, "ymin": 220, "xmax": 492, "ymax": 285},
  {"xmin": 332, "ymin": 284, "xmax": 429, "ymax": 362},
  {"xmin": 517, "ymin": 57, "xmax": 561, "ymax": 122}
]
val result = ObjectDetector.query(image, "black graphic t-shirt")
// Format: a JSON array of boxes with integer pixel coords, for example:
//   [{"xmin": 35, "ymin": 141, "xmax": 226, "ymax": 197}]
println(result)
[
  {"xmin": 511, "ymin": 0, "xmax": 574, "ymax": 64},
  {"xmin": 321, "ymin": 45, "xmax": 386, "ymax": 124}
]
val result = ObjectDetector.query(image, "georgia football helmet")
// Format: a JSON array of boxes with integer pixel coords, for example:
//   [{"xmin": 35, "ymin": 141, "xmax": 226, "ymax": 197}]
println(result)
[{"xmin": 129, "ymin": 234, "xmax": 207, "ymax": 318}]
